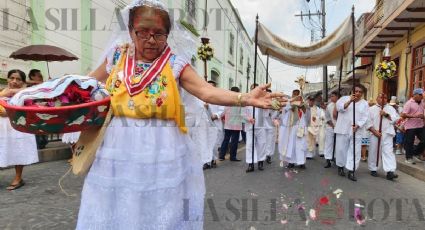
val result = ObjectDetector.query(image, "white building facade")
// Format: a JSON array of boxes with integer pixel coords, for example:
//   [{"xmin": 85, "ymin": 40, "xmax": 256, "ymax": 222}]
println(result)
[{"xmin": 0, "ymin": 0, "xmax": 267, "ymax": 91}]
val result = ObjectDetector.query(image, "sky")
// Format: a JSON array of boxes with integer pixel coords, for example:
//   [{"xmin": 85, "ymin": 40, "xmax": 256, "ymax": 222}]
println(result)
[{"xmin": 231, "ymin": 0, "xmax": 375, "ymax": 94}]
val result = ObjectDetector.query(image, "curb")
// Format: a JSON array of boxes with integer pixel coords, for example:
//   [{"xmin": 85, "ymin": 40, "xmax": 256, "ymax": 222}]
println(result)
[{"xmin": 396, "ymin": 155, "xmax": 425, "ymax": 182}]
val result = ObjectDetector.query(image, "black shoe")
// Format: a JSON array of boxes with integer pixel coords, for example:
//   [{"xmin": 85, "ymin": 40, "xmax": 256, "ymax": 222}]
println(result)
[
  {"xmin": 370, "ymin": 171, "xmax": 378, "ymax": 177},
  {"xmin": 306, "ymin": 157, "xmax": 313, "ymax": 160},
  {"xmin": 211, "ymin": 160, "xmax": 217, "ymax": 168},
  {"xmin": 287, "ymin": 163, "xmax": 295, "ymax": 168},
  {"xmin": 230, "ymin": 158, "xmax": 241, "ymax": 162},
  {"xmin": 246, "ymin": 163, "xmax": 254, "ymax": 173},
  {"xmin": 386, "ymin": 172, "xmax": 398, "ymax": 180},
  {"xmin": 319, "ymin": 154, "xmax": 324, "ymax": 158},
  {"xmin": 266, "ymin": 156, "xmax": 272, "ymax": 164},
  {"xmin": 219, "ymin": 158, "xmax": 225, "ymax": 161},
  {"xmin": 299, "ymin": 164, "xmax": 306, "ymax": 169},
  {"xmin": 324, "ymin": 160, "xmax": 332, "ymax": 168},
  {"xmin": 203, "ymin": 163, "xmax": 211, "ymax": 170},
  {"xmin": 258, "ymin": 161, "xmax": 264, "ymax": 171},
  {"xmin": 348, "ymin": 171, "xmax": 357, "ymax": 181},
  {"xmin": 338, "ymin": 167, "xmax": 346, "ymax": 177}
]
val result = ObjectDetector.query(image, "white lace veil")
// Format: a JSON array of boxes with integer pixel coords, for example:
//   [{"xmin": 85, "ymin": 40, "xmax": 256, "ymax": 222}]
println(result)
[{"xmin": 97, "ymin": 0, "xmax": 197, "ymax": 68}]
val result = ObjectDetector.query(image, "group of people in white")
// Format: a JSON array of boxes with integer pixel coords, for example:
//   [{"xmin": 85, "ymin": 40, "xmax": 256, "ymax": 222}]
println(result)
[{"xmin": 190, "ymin": 83, "xmax": 405, "ymax": 182}]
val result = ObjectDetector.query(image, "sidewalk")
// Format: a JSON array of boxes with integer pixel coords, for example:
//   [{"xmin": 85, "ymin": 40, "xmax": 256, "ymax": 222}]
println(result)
[{"xmin": 396, "ymin": 155, "xmax": 425, "ymax": 182}]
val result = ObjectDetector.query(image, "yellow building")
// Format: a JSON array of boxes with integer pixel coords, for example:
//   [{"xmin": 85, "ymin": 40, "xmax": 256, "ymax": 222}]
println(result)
[{"xmin": 355, "ymin": 0, "xmax": 425, "ymax": 103}]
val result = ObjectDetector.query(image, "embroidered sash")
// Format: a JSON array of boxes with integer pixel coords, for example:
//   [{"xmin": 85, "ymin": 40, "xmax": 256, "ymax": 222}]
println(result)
[{"xmin": 124, "ymin": 46, "xmax": 172, "ymax": 96}]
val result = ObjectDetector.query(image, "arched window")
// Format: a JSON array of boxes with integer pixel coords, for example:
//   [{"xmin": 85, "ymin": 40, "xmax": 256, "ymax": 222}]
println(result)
[{"xmin": 211, "ymin": 69, "xmax": 220, "ymax": 87}]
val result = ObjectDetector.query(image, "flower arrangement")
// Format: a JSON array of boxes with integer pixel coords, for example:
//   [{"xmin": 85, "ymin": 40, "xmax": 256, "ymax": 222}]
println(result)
[
  {"xmin": 197, "ymin": 43, "xmax": 214, "ymax": 61},
  {"xmin": 375, "ymin": 60, "xmax": 397, "ymax": 80}
]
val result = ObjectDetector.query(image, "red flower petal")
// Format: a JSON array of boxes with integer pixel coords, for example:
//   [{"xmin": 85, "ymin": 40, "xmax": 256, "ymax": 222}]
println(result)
[{"xmin": 320, "ymin": 196, "xmax": 329, "ymax": 205}]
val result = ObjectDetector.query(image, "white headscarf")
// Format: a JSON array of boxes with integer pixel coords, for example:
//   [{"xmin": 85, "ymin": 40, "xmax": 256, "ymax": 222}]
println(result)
[{"xmin": 98, "ymin": 0, "xmax": 197, "ymax": 68}]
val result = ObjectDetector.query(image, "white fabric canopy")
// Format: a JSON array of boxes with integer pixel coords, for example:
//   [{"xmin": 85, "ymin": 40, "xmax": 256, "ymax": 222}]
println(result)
[{"xmin": 257, "ymin": 16, "xmax": 353, "ymax": 67}]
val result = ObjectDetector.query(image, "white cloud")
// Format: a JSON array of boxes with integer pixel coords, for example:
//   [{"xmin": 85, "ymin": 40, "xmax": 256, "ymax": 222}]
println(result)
[{"xmin": 231, "ymin": 0, "xmax": 375, "ymax": 95}]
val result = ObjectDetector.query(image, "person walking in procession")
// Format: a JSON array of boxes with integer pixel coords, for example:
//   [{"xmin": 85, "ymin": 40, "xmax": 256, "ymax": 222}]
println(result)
[
  {"xmin": 334, "ymin": 85, "xmax": 369, "ymax": 181},
  {"xmin": 324, "ymin": 92, "xmax": 339, "ymax": 168},
  {"xmin": 278, "ymin": 90, "xmax": 308, "ymax": 169},
  {"xmin": 367, "ymin": 93, "xmax": 399, "ymax": 180}
]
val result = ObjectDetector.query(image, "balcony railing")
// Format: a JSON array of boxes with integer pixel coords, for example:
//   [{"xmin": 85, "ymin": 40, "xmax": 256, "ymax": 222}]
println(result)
[{"xmin": 364, "ymin": 0, "xmax": 385, "ymax": 35}]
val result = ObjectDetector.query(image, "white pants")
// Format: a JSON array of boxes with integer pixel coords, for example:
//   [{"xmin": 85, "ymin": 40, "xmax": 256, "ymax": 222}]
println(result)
[
  {"xmin": 212, "ymin": 127, "xmax": 224, "ymax": 160},
  {"xmin": 368, "ymin": 134, "xmax": 396, "ymax": 172},
  {"xmin": 245, "ymin": 129, "xmax": 267, "ymax": 163},
  {"xmin": 324, "ymin": 127, "xmax": 335, "ymax": 160},
  {"xmin": 318, "ymin": 126, "xmax": 326, "ymax": 155},
  {"xmin": 345, "ymin": 137, "xmax": 362, "ymax": 172},
  {"xmin": 335, "ymin": 134, "xmax": 350, "ymax": 167},
  {"xmin": 265, "ymin": 128, "xmax": 276, "ymax": 157}
]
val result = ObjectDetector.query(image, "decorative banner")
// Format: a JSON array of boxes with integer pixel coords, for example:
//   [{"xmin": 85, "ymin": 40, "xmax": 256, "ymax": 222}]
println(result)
[{"xmin": 257, "ymin": 16, "xmax": 353, "ymax": 66}]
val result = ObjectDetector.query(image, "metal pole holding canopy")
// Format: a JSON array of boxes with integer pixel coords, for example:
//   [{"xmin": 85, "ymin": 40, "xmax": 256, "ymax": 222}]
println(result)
[
  {"xmin": 266, "ymin": 54, "xmax": 269, "ymax": 84},
  {"xmin": 249, "ymin": 14, "xmax": 260, "ymax": 172},
  {"xmin": 351, "ymin": 6, "xmax": 357, "ymax": 177}
]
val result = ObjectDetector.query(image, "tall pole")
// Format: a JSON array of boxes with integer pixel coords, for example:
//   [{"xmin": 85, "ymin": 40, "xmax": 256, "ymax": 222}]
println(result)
[
  {"xmin": 322, "ymin": 0, "xmax": 328, "ymax": 102},
  {"xmin": 351, "ymin": 6, "xmax": 356, "ymax": 176},
  {"xmin": 296, "ymin": 0, "xmax": 327, "ymax": 101},
  {"xmin": 252, "ymin": 14, "xmax": 259, "ymax": 167},
  {"xmin": 202, "ymin": 0, "xmax": 209, "ymax": 82},
  {"xmin": 266, "ymin": 54, "xmax": 269, "ymax": 84},
  {"xmin": 235, "ymin": 28, "xmax": 239, "ymax": 87}
]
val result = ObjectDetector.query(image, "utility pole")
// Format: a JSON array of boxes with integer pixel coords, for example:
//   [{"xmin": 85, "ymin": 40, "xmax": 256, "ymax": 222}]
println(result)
[{"xmin": 295, "ymin": 0, "xmax": 327, "ymax": 101}]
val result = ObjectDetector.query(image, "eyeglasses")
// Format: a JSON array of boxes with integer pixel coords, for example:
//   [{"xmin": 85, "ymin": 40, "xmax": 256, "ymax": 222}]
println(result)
[
  {"xmin": 8, "ymin": 76, "xmax": 23, "ymax": 82},
  {"xmin": 134, "ymin": 29, "xmax": 168, "ymax": 43}
]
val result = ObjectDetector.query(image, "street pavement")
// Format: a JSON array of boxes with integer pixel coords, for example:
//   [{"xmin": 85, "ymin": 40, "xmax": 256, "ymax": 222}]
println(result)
[{"xmin": 1, "ymin": 145, "xmax": 425, "ymax": 230}]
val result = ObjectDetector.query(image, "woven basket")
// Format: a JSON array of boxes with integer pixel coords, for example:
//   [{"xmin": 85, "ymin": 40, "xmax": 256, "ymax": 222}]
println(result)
[{"xmin": 0, "ymin": 98, "xmax": 110, "ymax": 134}]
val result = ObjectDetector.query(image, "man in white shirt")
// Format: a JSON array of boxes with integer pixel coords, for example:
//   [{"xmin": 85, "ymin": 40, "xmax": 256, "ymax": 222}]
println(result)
[
  {"xmin": 334, "ymin": 85, "xmax": 369, "ymax": 181},
  {"xmin": 245, "ymin": 84, "xmax": 267, "ymax": 172},
  {"xmin": 264, "ymin": 90, "xmax": 280, "ymax": 164},
  {"xmin": 324, "ymin": 92, "xmax": 339, "ymax": 168},
  {"xmin": 367, "ymin": 93, "xmax": 399, "ymax": 180}
]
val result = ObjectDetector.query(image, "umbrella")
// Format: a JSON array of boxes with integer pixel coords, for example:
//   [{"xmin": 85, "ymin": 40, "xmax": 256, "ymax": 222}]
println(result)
[{"xmin": 9, "ymin": 44, "xmax": 79, "ymax": 78}]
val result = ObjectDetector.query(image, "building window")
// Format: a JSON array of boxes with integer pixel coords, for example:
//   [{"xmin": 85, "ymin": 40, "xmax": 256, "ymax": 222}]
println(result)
[
  {"xmin": 229, "ymin": 77, "xmax": 234, "ymax": 88},
  {"xmin": 211, "ymin": 70, "xmax": 220, "ymax": 87},
  {"xmin": 229, "ymin": 33, "xmax": 234, "ymax": 56},
  {"xmin": 411, "ymin": 43, "xmax": 425, "ymax": 94},
  {"xmin": 185, "ymin": 0, "xmax": 196, "ymax": 20}
]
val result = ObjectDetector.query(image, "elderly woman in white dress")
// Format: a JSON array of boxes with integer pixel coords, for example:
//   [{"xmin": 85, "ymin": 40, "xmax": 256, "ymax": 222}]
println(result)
[
  {"xmin": 0, "ymin": 69, "xmax": 38, "ymax": 190},
  {"xmin": 73, "ymin": 1, "xmax": 287, "ymax": 229}
]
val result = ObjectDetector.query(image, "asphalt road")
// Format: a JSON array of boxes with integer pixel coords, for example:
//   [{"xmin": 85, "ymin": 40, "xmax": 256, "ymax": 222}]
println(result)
[{"xmin": 1, "ymin": 145, "xmax": 425, "ymax": 230}]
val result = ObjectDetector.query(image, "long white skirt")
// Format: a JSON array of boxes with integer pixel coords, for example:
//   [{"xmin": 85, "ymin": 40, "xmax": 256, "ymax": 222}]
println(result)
[
  {"xmin": 76, "ymin": 117, "xmax": 205, "ymax": 230},
  {"xmin": 0, "ymin": 117, "xmax": 38, "ymax": 167}
]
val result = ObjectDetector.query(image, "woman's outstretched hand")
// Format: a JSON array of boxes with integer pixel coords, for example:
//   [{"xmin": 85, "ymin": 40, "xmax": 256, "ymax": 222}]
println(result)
[{"xmin": 245, "ymin": 83, "xmax": 287, "ymax": 109}]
